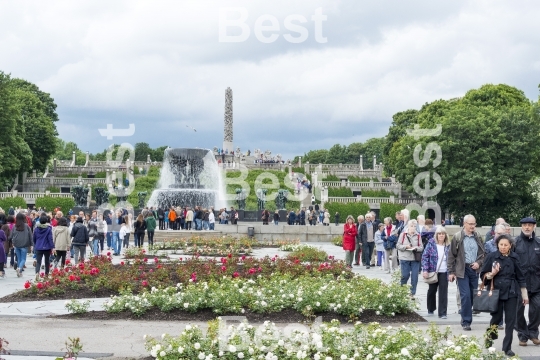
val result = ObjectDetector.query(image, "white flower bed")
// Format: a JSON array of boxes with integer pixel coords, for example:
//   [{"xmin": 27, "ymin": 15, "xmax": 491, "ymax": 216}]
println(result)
[
  {"xmin": 144, "ymin": 320, "xmax": 516, "ymax": 360},
  {"xmin": 103, "ymin": 274, "xmax": 414, "ymax": 317}
]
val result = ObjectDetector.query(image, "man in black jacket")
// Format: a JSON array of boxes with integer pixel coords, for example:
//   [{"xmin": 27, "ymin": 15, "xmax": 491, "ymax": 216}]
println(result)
[
  {"xmin": 514, "ymin": 217, "xmax": 540, "ymax": 347},
  {"xmin": 358, "ymin": 213, "xmax": 377, "ymax": 269}
]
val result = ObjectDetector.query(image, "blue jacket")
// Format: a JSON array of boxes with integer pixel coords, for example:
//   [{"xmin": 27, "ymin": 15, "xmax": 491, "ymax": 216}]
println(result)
[
  {"xmin": 421, "ymin": 238, "xmax": 449, "ymax": 273},
  {"xmin": 33, "ymin": 224, "xmax": 54, "ymax": 251}
]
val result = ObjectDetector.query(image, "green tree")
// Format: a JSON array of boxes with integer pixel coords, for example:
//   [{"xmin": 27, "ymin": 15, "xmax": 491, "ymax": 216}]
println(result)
[
  {"xmin": 152, "ymin": 146, "xmax": 168, "ymax": 162},
  {"xmin": 386, "ymin": 84, "xmax": 540, "ymax": 225},
  {"xmin": 134, "ymin": 142, "xmax": 153, "ymax": 162},
  {"xmin": 383, "ymin": 109, "xmax": 419, "ymax": 175},
  {"xmin": 326, "ymin": 144, "xmax": 347, "ymax": 164},
  {"xmin": 0, "ymin": 72, "xmax": 33, "ymax": 188},
  {"xmin": 302, "ymin": 149, "xmax": 329, "ymax": 164}
]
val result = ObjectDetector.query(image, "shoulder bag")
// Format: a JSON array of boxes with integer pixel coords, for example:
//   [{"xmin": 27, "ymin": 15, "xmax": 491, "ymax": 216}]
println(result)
[
  {"xmin": 472, "ymin": 274, "xmax": 500, "ymax": 313},
  {"xmin": 424, "ymin": 247, "xmax": 446, "ymax": 284},
  {"xmin": 405, "ymin": 234, "xmax": 423, "ymax": 262}
]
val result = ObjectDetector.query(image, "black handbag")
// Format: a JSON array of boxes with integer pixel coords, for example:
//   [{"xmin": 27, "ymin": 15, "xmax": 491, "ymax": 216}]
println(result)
[{"xmin": 473, "ymin": 275, "xmax": 500, "ymax": 313}]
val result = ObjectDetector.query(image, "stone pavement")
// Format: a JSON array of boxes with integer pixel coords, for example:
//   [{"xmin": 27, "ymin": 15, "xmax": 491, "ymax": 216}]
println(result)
[{"xmin": 1, "ymin": 242, "xmax": 540, "ymax": 359}]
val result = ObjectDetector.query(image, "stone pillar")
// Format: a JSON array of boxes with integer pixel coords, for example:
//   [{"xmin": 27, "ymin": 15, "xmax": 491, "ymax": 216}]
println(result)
[
  {"xmin": 32, "ymin": 170, "xmax": 37, "ymax": 178},
  {"xmin": 298, "ymin": 156, "xmax": 302, "ymax": 167},
  {"xmin": 288, "ymin": 162, "xmax": 293, "ymax": 180},
  {"xmin": 304, "ymin": 162, "xmax": 310, "ymax": 175},
  {"xmin": 312, "ymin": 172, "xmax": 318, "ymax": 189},
  {"xmin": 53, "ymin": 158, "xmax": 57, "ymax": 175},
  {"xmin": 373, "ymin": 155, "xmax": 376, "ymax": 169},
  {"xmin": 223, "ymin": 87, "xmax": 234, "ymax": 153},
  {"xmin": 22, "ymin": 172, "xmax": 27, "ymax": 184},
  {"xmin": 77, "ymin": 176, "xmax": 82, "ymax": 184},
  {"xmin": 84, "ymin": 151, "xmax": 89, "ymax": 167},
  {"xmin": 359, "ymin": 155, "xmax": 363, "ymax": 171},
  {"xmin": 106, "ymin": 169, "xmax": 110, "ymax": 185},
  {"xmin": 43, "ymin": 165, "xmax": 49, "ymax": 178},
  {"xmin": 147, "ymin": 154, "xmax": 151, "ymax": 163},
  {"xmin": 321, "ymin": 186, "xmax": 328, "ymax": 209},
  {"xmin": 14, "ymin": 173, "xmax": 19, "ymax": 186},
  {"xmin": 126, "ymin": 159, "xmax": 131, "ymax": 170},
  {"xmin": 341, "ymin": 178, "xmax": 346, "ymax": 187},
  {"xmin": 71, "ymin": 151, "xmax": 76, "ymax": 167}
]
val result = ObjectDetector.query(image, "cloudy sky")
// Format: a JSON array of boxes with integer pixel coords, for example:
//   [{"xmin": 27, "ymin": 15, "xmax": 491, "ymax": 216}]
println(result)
[{"xmin": 1, "ymin": 0, "xmax": 539, "ymax": 161}]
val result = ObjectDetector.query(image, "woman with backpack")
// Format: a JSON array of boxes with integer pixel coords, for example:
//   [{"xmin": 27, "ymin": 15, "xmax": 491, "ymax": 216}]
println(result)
[
  {"xmin": 53, "ymin": 217, "xmax": 71, "ymax": 269},
  {"xmin": 396, "ymin": 219, "xmax": 424, "ymax": 298},
  {"xmin": 35, "ymin": 214, "xmax": 55, "ymax": 279},
  {"xmin": 145, "ymin": 212, "xmax": 156, "ymax": 248},
  {"xmin": 11, "ymin": 213, "xmax": 33, "ymax": 277}
]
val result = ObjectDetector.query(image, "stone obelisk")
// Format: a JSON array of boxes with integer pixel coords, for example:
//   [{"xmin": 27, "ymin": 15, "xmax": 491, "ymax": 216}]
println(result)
[{"xmin": 223, "ymin": 87, "xmax": 233, "ymax": 153}]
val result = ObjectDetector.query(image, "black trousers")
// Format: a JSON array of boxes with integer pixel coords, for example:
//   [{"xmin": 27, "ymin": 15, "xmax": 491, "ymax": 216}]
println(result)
[
  {"xmin": 427, "ymin": 272, "xmax": 448, "ymax": 316},
  {"xmin": 55, "ymin": 250, "xmax": 67, "ymax": 267},
  {"xmin": 490, "ymin": 297, "xmax": 518, "ymax": 352},
  {"xmin": 362, "ymin": 242, "xmax": 374, "ymax": 266},
  {"xmin": 158, "ymin": 218, "xmax": 164, "ymax": 230},
  {"xmin": 35, "ymin": 250, "xmax": 51, "ymax": 275},
  {"xmin": 517, "ymin": 291, "xmax": 540, "ymax": 342}
]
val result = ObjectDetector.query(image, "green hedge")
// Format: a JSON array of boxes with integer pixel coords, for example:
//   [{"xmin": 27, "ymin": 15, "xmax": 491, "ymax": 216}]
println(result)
[
  {"xmin": 348, "ymin": 176, "xmax": 376, "ymax": 182},
  {"xmin": 323, "ymin": 174, "xmax": 339, "ymax": 181},
  {"xmin": 328, "ymin": 187, "xmax": 354, "ymax": 197},
  {"xmin": 0, "ymin": 197, "xmax": 27, "ymax": 210},
  {"xmin": 45, "ymin": 186, "xmax": 60, "ymax": 193},
  {"xmin": 35, "ymin": 196, "xmax": 75, "ymax": 212},
  {"xmin": 226, "ymin": 170, "xmax": 300, "ymax": 211},
  {"xmin": 379, "ymin": 203, "xmax": 426, "ymax": 222},
  {"xmin": 361, "ymin": 189, "xmax": 393, "ymax": 198},
  {"xmin": 324, "ymin": 202, "xmax": 371, "ymax": 222}
]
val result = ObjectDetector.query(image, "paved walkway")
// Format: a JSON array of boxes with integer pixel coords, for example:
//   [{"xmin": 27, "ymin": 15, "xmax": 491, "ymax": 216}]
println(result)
[{"xmin": 1, "ymin": 242, "xmax": 539, "ymax": 359}]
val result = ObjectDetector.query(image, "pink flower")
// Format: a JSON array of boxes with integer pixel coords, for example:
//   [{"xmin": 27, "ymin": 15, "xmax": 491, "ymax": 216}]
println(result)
[
  {"xmin": 232, "ymin": 272, "xmax": 240, "ymax": 278},
  {"xmin": 221, "ymin": 266, "xmax": 227, "ymax": 271},
  {"xmin": 24, "ymin": 281, "xmax": 31, "ymax": 289},
  {"xmin": 36, "ymin": 282, "xmax": 44, "ymax": 289},
  {"xmin": 142, "ymin": 280, "xmax": 149, "ymax": 287}
]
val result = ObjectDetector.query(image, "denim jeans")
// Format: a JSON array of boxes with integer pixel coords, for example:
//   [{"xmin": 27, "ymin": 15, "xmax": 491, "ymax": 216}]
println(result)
[
  {"xmin": 106, "ymin": 232, "xmax": 112, "ymax": 249},
  {"xmin": 195, "ymin": 218, "xmax": 202, "ymax": 230},
  {"xmin": 457, "ymin": 266, "xmax": 478, "ymax": 326},
  {"xmin": 203, "ymin": 221, "xmax": 209, "ymax": 230},
  {"xmin": 15, "ymin": 247, "xmax": 27, "ymax": 272},
  {"xmin": 92, "ymin": 239, "xmax": 100, "ymax": 256},
  {"xmin": 209, "ymin": 222, "xmax": 215, "ymax": 230},
  {"xmin": 147, "ymin": 231, "xmax": 154, "ymax": 247},
  {"xmin": 274, "ymin": 220, "xmax": 278, "ymax": 225},
  {"xmin": 112, "ymin": 232, "xmax": 120, "ymax": 254},
  {"xmin": 400, "ymin": 260, "xmax": 420, "ymax": 295}
]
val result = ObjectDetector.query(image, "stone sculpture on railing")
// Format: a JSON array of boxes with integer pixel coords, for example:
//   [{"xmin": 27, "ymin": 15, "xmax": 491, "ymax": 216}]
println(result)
[
  {"xmin": 275, "ymin": 189, "xmax": 288, "ymax": 210},
  {"xmin": 235, "ymin": 188, "xmax": 247, "ymax": 210},
  {"xmin": 256, "ymin": 188, "xmax": 267, "ymax": 210},
  {"xmin": 137, "ymin": 191, "xmax": 147, "ymax": 209},
  {"xmin": 71, "ymin": 185, "xmax": 89, "ymax": 207},
  {"xmin": 94, "ymin": 187, "xmax": 110, "ymax": 206}
]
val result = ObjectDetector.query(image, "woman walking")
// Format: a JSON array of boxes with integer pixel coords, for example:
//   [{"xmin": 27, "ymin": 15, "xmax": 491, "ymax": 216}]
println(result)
[
  {"xmin": 421, "ymin": 226, "xmax": 450, "ymax": 318},
  {"xmin": 342, "ymin": 215, "xmax": 357, "ymax": 268},
  {"xmin": 273, "ymin": 210, "xmax": 280, "ymax": 225},
  {"xmin": 382, "ymin": 217, "xmax": 398, "ymax": 273},
  {"xmin": 34, "ymin": 213, "xmax": 55, "ymax": 280},
  {"xmin": 11, "ymin": 213, "xmax": 33, "ymax": 277},
  {"xmin": 323, "ymin": 210, "xmax": 330, "ymax": 226},
  {"xmin": 0, "ymin": 227, "xmax": 7, "ymax": 278},
  {"xmin": 53, "ymin": 217, "xmax": 71, "ymax": 268},
  {"xmin": 481, "ymin": 234, "xmax": 528, "ymax": 356},
  {"xmin": 397, "ymin": 219, "xmax": 423, "ymax": 298},
  {"xmin": 134, "ymin": 214, "xmax": 147, "ymax": 248}
]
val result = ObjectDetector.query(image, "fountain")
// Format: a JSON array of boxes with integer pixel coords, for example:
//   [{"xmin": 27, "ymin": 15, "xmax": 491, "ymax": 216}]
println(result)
[{"xmin": 147, "ymin": 148, "xmax": 225, "ymax": 210}]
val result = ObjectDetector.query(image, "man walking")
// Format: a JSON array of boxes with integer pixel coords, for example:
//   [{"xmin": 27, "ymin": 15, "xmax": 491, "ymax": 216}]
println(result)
[
  {"xmin": 448, "ymin": 214, "xmax": 485, "ymax": 331},
  {"xmin": 514, "ymin": 217, "xmax": 540, "ymax": 347},
  {"xmin": 358, "ymin": 213, "xmax": 376, "ymax": 269}
]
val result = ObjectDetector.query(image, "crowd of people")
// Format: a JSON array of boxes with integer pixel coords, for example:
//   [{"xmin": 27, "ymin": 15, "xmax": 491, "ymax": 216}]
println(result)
[
  {"xmin": 340, "ymin": 209, "xmax": 539, "ymax": 356},
  {"xmin": 0, "ymin": 206, "xmax": 159, "ymax": 281}
]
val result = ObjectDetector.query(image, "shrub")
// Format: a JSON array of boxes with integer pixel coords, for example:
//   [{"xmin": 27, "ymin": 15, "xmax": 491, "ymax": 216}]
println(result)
[
  {"xmin": 331, "ymin": 235, "xmax": 343, "ymax": 246},
  {"xmin": 0, "ymin": 196, "xmax": 27, "ymax": 210},
  {"xmin": 35, "ymin": 196, "xmax": 75, "ymax": 212},
  {"xmin": 45, "ymin": 186, "xmax": 60, "ymax": 193},
  {"xmin": 225, "ymin": 170, "xmax": 300, "ymax": 211},
  {"xmin": 379, "ymin": 203, "xmax": 427, "ymax": 222},
  {"xmin": 328, "ymin": 187, "xmax": 354, "ymax": 197},
  {"xmin": 361, "ymin": 189, "xmax": 394, "ymax": 198},
  {"xmin": 348, "ymin": 175, "xmax": 376, "ymax": 182},
  {"xmin": 323, "ymin": 174, "xmax": 340, "ymax": 181},
  {"xmin": 324, "ymin": 202, "xmax": 371, "ymax": 220}
]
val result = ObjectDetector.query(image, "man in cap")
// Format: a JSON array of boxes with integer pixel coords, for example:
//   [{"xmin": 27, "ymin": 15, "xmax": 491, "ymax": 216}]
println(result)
[{"xmin": 514, "ymin": 217, "xmax": 540, "ymax": 346}]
